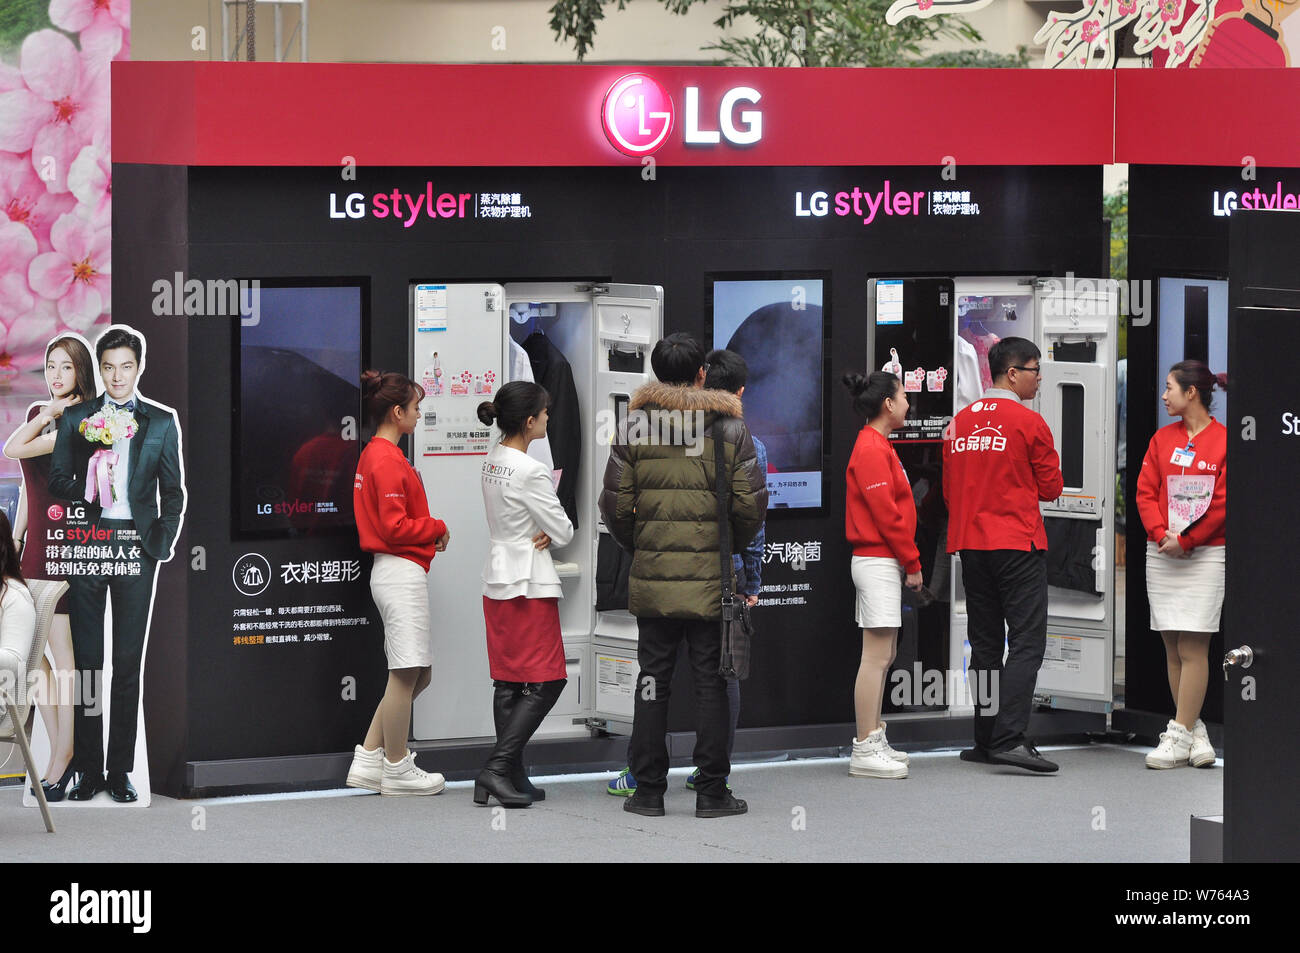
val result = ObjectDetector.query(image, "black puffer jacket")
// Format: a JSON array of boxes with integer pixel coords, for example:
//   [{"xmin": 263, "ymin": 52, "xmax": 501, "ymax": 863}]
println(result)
[{"xmin": 598, "ymin": 382, "xmax": 768, "ymax": 620}]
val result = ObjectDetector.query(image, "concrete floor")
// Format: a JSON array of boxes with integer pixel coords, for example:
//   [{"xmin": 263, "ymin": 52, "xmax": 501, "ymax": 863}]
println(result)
[{"xmin": 2, "ymin": 743, "xmax": 1221, "ymax": 863}]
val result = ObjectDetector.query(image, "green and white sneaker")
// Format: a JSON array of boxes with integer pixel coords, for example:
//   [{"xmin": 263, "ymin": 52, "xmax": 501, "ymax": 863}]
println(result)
[{"xmin": 606, "ymin": 766, "xmax": 637, "ymax": 796}]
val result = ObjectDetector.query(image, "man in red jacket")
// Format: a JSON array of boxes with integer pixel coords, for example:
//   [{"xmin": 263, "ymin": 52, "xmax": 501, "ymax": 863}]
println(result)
[{"xmin": 945, "ymin": 337, "xmax": 1064, "ymax": 773}]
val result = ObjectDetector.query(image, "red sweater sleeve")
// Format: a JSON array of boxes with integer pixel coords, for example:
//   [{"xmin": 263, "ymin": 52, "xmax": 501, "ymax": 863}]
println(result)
[
  {"xmin": 1031, "ymin": 417, "xmax": 1064, "ymax": 502},
  {"xmin": 1135, "ymin": 435, "xmax": 1167, "ymax": 541},
  {"xmin": 857, "ymin": 449, "xmax": 921, "ymax": 573},
  {"xmin": 367, "ymin": 463, "xmax": 446, "ymax": 547},
  {"xmin": 1179, "ymin": 460, "xmax": 1226, "ymax": 551}
]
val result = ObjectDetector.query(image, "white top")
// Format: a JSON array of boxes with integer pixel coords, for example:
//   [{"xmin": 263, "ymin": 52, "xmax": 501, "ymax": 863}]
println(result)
[
  {"xmin": 480, "ymin": 443, "xmax": 574, "ymax": 600},
  {"xmin": 0, "ymin": 581, "xmax": 36, "ymax": 685}
]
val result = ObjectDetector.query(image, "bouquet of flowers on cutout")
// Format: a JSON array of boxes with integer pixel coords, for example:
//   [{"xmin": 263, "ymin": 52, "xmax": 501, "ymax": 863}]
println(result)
[{"xmin": 79, "ymin": 404, "xmax": 137, "ymax": 503}]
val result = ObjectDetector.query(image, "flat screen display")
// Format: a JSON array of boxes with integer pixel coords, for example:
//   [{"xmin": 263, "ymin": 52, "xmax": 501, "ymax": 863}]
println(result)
[
  {"xmin": 237, "ymin": 283, "xmax": 365, "ymax": 536},
  {"xmin": 1157, "ymin": 278, "xmax": 1228, "ymax": 426},
  {"xmin": 711, "ymin": 278, "xmax": 824, "ymax": 510}
]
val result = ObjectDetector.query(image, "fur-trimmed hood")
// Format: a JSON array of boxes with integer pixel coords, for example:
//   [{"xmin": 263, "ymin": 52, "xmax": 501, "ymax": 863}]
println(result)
[{"xmin": 629, "ymin": 381, "xmax": 743, "ymax": 417}]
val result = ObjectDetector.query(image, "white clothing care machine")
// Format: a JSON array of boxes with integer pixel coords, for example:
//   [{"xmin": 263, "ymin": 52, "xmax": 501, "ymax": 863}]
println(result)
[
  {"xmin": 867, "ymin": 276, "xmax": 1118, "ymax": 716},
  {"xmin": 407, "ymin": 281, "xmax": 662, "ymax": 742}
]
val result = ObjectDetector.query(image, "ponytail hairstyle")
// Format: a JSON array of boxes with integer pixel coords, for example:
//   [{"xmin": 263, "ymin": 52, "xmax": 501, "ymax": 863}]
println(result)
[
  {"xmin": 477, "ymin": 380, "xmax": 550, "ymax": 436},
  {"xmin": 0, "ymin": 511, "xmax": 24, "ymax": 600},
  {"xmin": 362, "ymin": 370, "xmax": 424, "ymax": 427},
  {"xmin": 843, "ymin": 371, "xmax": 901, "ymax": 420},
  {"xmin": 1169, "ymin": 360, "xmax": 1223, "ymax": 411}
]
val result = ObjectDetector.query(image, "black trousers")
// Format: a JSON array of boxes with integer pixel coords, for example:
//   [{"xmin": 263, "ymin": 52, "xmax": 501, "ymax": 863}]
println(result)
[
  {"xmin": 69, "ymin": 522, "xmax": 159, "ymax": 776},
  {"xmin": 630, "ymin": 616, "xmax": 730, "ymax": 798},
  {"xmin": 959, "ymin": 548, "xmax": 1048, "ymax": 753}
]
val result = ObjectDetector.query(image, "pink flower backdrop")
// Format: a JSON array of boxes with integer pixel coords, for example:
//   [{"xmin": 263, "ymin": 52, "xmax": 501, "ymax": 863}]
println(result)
[{"xmin": 0, "ymin": 0, "xmax": 127, "ymax": 384}]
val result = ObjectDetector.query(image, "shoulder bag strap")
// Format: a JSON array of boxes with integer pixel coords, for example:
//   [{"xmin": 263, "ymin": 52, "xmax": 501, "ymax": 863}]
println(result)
[{"xmin": 715, "ymin": 423, "xmax": 735, "ymax": 612}]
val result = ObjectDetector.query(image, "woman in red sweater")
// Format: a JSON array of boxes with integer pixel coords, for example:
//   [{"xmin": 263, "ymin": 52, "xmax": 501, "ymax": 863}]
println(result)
[
  {"xmin": 1136, "ymin": 360, "xmax": 1226, "ymax": 771},
  {"xmin": 843, "ymin": 372, "xmax": 925, "ymax": 780},
  {"xmin": 346, "ymin": 370, "xmax": 451, "ymax": 797}
]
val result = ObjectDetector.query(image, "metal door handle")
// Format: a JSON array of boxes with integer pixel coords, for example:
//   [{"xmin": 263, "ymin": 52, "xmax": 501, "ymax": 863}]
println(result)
[{"xmin": 1223, "ymin": 645, "xmax": 1254, "ymax": 680}]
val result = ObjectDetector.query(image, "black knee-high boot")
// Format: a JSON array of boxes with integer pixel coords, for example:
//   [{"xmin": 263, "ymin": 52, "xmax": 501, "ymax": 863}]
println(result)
[
  {"xmin": 475, "ymin": 679, "xmax": 566, "ymax": 807},
  {"xmin": 492, "ymin": 680, "xmax": 548, "ymax": 801}
]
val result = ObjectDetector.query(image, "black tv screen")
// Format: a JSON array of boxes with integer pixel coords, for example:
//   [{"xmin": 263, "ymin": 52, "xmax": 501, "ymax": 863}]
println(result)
[
  {"xmin": 236, "ymin": 283, "xmax": 366, "ymax": 536},
  {"xmin": 710, "ymin": 277, "xmax": 825, "ymax": 510}
]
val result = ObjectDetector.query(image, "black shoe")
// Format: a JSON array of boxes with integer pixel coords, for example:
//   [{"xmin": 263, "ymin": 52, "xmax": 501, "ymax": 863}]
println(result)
[
  {"xmin": 696, "ymin": 792, "xmax": 748, "ymax": 818},
  {"xmin": 987, "ymin": 743, "xmax": 1059, "ymax": 773},
  {"xmin": 67, "ymin": 771, "xmax": 104, "ymax": 801},
  {"xmin": 959, "ymin": 746, "xmax": 992, "ymax": 763},
  {"xmin": 41, "ymin": 765, "xmax": 76, "ymax": 802},
  {"xmin": 624, "ymin": 792, "xmax": 665, "ymax": 817},
  {"xmin": 107, "ymin": 772, "xmax": 138, "ymax": 802}
]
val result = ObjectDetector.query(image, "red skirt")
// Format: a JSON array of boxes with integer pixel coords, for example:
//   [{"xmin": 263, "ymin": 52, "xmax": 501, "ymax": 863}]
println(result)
[{"xmin": 482, "ymin": 595, "xmax": 567, "ymax": 682}]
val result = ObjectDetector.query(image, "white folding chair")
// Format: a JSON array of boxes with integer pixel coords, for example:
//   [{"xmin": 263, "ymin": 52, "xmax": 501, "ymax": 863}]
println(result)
[{"xmin": 0, "ymin": 578, "xmax": 70, "ymax": 834}]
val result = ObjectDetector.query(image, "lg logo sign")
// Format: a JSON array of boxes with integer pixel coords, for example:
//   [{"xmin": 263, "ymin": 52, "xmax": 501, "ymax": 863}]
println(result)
[
  {"xmin": 46, "ymin": 504, "xmax": 86, "ymax": 521},
  {"xmin": 601, "ymin": 73, "xmax": 762, "ymax": 157}
]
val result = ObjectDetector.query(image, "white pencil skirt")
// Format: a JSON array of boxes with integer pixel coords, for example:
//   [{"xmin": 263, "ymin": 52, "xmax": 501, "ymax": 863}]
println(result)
[
  {"xmin": 371, "ymin": 553, "xmax": 433, "ymax": 669},
  {"xmin": 851, "ymin": 556, "xmax": 904, "ymax": 629},
  {"xmin": 1145, "ymin": 541, "xmax": 1225, "ymax": 633}
]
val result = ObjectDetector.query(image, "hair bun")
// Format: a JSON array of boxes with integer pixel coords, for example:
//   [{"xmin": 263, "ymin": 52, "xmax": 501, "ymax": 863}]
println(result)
[
  {"xmin": 842, "ymin": 372, "xmax": 869, "ymax": 396},
  {"xmin": 476, "ymin": 401, "xmax": 498, "ymax": 427},
  {"xmin": 361, "ymin": 369, "xmax": 382, "ymax": 394}
]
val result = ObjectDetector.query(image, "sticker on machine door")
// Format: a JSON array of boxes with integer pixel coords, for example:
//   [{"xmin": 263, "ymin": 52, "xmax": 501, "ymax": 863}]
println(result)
[
  {"xmin": 415, "ymin": 284, "xmax": 448, "ymax": 331},
  {"xmin": 1041, "ymin": 634, "xmax": 1082, "ymax": 673},
  {"xmin": 596, "ymin": 655, "xmax": 637, "ymax": 698}
]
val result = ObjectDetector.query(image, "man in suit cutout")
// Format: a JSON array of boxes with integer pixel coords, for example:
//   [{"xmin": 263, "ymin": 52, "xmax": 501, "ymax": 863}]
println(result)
[{"xmin": 48, "ymin": 326, "xmax": 186, "ymax": 803}]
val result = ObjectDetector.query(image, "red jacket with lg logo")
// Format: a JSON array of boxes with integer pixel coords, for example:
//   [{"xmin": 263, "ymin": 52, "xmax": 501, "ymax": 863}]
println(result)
[
  {"xmin": 353, "ymin": 436, "xmax": 447, "ymax": 570},
  {"xmin": 1135, "ymin": 419, "xmax": 1226, "ymax": 551},
  {"xmin": 943, "ymin": 392, "xmax": 1064, "ymax": 552},
  {"xmin": 845, "ymin": 425, "xmax": 922, "ymax": 572}
]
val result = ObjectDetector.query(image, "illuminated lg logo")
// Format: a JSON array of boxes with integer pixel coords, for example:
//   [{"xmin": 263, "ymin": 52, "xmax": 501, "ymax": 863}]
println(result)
[
  {"xmin": 47, "ymin": 504, "xmax": 64, "ymax": 521},
  {"xmin": 602, "ymin": 74, "xmax": 674, "ymax": 157},
  {"xmin": 601, "ymin": 74, "xmax": 763, "ymax": 157}
]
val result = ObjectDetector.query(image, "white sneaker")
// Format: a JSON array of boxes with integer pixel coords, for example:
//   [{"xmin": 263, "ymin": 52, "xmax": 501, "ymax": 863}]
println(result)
[
  {"xmin": 380, "ymin": 750, "xmax": 446, "ymax": 796},
  {"xmin": 849, "ymin": 728, "xmax": 908, "ymax": 779},
  {"xmin": 345, "ymin": 744, "xmax": 384, "ymax": 792},
  {"xmin": 1145, "ymin": 720, "xmax": 1193, "ymax": 769},
  {"xmin": 878, "ymin": 719, "xmax": 910, "ymax": 766},
  {"xmin": 1189, "ymin": 719, "xmax": 1217, "ymax": 768}
]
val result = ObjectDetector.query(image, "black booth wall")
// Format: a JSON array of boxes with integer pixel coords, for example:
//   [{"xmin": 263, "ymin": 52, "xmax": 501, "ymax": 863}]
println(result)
[
  {"xmin": 115, "ymin": 163, "xmax": 1105, "ymax": 794},
  {"xmin": 1123, "ymin": 163, "xmax": 1279, "ymax": 725}
]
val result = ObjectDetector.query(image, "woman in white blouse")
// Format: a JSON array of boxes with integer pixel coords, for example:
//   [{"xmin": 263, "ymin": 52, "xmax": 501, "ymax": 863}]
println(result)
[
  {"xmin": 475, "ymin": 381, "xmax": 573, "ymax": 807},
  {"xmin": 0, "ymin": 513, "xmax": 37, "ymax": 748}
]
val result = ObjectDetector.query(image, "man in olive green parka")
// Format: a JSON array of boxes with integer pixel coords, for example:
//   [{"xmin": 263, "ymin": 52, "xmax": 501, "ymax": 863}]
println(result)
[{"xmin": 598, "ymin": 333, "xmax": 767, "ymax": 819}]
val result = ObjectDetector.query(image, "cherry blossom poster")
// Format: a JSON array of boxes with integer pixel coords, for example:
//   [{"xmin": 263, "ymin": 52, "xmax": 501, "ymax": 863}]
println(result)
[{"xmin": 0, "ymin": 0, "xmax": 128, "ymax": 801}]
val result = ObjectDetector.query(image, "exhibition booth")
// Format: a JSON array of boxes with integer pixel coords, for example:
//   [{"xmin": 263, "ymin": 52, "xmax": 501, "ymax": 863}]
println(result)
[{"xmin": 100, "ymin": 64, "xmax": 1300, "ymax": 822}]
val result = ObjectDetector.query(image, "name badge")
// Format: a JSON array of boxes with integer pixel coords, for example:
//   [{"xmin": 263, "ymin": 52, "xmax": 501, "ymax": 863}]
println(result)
[{"xmin": 1170, "ymin": 448, "xmax": 1195, "ymax": 467}]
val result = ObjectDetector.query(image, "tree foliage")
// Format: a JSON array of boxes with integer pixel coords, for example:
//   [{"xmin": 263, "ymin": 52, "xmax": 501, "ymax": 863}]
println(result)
[
  {"xmin": 1104, "ymin": 183, "xmax": 1128, "ymax": 359},
  {"xmin": 0, "ymin": 0, "xmax": 51, "ymax": 59},
  {"xmin": 549, "ymin": 0, "xmax": 1021, "ymax": 67}
]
